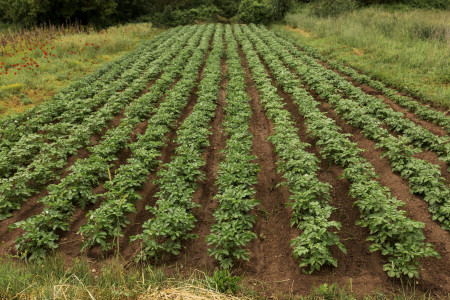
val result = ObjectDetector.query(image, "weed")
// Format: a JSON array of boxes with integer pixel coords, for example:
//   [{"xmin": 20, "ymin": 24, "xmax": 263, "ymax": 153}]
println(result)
[{"xmin": 205, "ymin": 269, "xmax": 242, "ymax": 294}]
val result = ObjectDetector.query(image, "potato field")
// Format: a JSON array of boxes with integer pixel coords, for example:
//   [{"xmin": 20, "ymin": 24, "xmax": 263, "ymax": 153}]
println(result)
[{"xmin": 0, "ymin": 24, "xmax": 449, "ymax": 297}]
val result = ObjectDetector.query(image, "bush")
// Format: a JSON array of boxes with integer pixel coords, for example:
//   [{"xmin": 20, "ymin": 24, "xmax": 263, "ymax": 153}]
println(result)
[
  {"xmin": 213, "ymin": 0, "xmax": 240, "ymax": 18},
  {"xmin": 311, "ymin": 0, "xmax": 358, "ymax": 17},
  {"xmin": 238, "ymin": 0, "xmax": 273, "ymax": 24},
  {"xmin": 270, "ymin": 0, "xmax": 293, "ymax": 21},
  {"xmin": 0, "ymin": 0, "xmax": 151, "ymax": 26},
  {"xmin": 144, "ymin": 4, "xmax": 223, "ymax": 26}
]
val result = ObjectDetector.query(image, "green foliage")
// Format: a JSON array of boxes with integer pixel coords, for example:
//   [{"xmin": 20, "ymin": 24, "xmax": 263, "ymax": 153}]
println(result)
[
  {"xmin": 0, "ymin": 0, "xmax": 151, "ymax": 26},
  {"xmin": 238, "ymin": 0, "xmax": 273, "ymax": 24},
  {"xmin": 310, "ymin": 0, "xmax": 359, "ymax": 17},
  {"xmin": 142, "ymin": 4, "xmax": 223, "ymax": 26},
  {"xmin": 213, "ymin": 0, "xmax": 240, "ymax": 17},
  {"xmin": 78, "ymin": 26, "xmax": 213, "ymax": 253},
  {"xmin": 141, "ymin": 0, "xmax": 290, "ymax": 24},
  {"xmin": 365, "ymin": 0, "xmax": 450, "ymax": 9},
  {"xmin": 7, "ymin": 27, "xmax": 190, "ymax": 258},
  {"xmin": 270, "ymin": 0, "xmax": 293, "ymax": 20},
  {"xmin": 133, "ymin": 25, "xmax": 222, "ymax": 261},
  {"xmin": 205, "ymin": 269, "xmax": 241, "ymax": 294},
  {"xmin": 234, "ymin": 24, "xmax": 347, "ymax": 274},
  {"xmin": 206, "ymin": 25, "xmax": 259, "ymax": 270},
  {"xmin": 268, "ymin": 25, "xmax": 450, "ymax": 230},
  {"xmin": 0, "ymin": 0, "xmax": 49, "ymax": 26},
  {"xmin": 246, "ymin": 24, "xmax": 440, "ymax": 278}
]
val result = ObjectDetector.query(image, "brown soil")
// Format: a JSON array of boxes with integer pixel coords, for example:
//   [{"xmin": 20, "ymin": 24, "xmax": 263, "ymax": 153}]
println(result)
[
  {"xmin": 242, "ymin": 45, "xmax": 391, "ymax": 297},
  {"xmin": 161, "ymin": 50, "xmax": 229, "ymax": 271},
  {"xmin": 1, "ymin": 28, "xmax": 450, "ymax": 299},
  {"xmin": 262, "ymin": 52, "xmax": 450, "ymax": 296}
]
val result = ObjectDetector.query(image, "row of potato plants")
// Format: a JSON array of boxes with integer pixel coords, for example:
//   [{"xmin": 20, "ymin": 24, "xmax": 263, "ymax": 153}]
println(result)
[
  {"xmin": 272, "ymin": 30, "xmax": 450, "ymax": 133},
  {"xmin": 261, "ymin": 25, "xmax": 450, "ymax": 168},
  {"xmin": 253, "ymin": 26, "xmax": 450, "ymax": 231},
  {"xmin": 131, "ymin": 24, "xmax": 225, "ymax": 261},
  {"xmin": 205, "ymin": 24, "xmax": 260, "ymax": 269},
  {"xmin": 77, "ymin": 24, "xmax": 216, "ymax": 253},
  {"xmin": 0, "ymin": 27, "xmax": 196, "ymax": 221},
  {"xmin": 234, "ymin": 24, "xmax": 346, "ymax": 274},
  {"xmin": 11, "ymin": 26, "xmax": 206, "ymax": 261},
  {"xmin": 0, "ymin": 27, "xmax": 179, "ymax": 151},
  {"xmin": 243, "ymin": 24, "xmax": 439, "ymax": 278},
  {"xmin": 0, "ymin": 27, "xmax": 187, "ymax": 179}
]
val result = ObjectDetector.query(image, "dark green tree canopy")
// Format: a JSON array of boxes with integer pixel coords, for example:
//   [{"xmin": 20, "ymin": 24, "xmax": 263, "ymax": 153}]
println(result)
[{"xmin": 0, "ymin": 0, "xmax": 151, "ymax": 26}]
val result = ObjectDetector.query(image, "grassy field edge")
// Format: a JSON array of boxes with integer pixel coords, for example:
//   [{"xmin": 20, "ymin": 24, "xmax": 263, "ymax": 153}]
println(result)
[
  {"xmin": 0, "ymin": 255, "xmax": 435, "ymax": 299},
  {"xmin": 0, "ymin": 22, "xmax": 165, "ymax": 118},
  {"xmin": 275, "ymin": 7, "xmax": 449, "ymax": 109}
]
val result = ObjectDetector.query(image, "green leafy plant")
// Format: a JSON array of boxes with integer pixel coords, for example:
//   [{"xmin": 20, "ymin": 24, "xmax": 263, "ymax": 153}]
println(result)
[
  {"xmin": 12, "ymin": 26, "xmax": 204, "ymax": 258},
  {"xmin": 132, "ymin": 24, "xmax": 223, "ymax": 261},
  {"xmin": 79, "ymin": 25, "xmax": 215, "ymax": 252},
  {"xmin": 238, "ymin": 0, "xmax": 273, "ymax": 24},
  {"xmin": 205, "ymin": 269, "xmax": 241, "ymax": 294},
  {"xmin": 234, "ymin": 24, "xmax": 346, "ymax": 274},
  {"xmin": 256, "ymin": 24, "xmax": 450, "ymax": 231},
  {"xmin": 206, "ymin": 24, "xmax": 259, "ymax": 270},
  {"xmin": 243, "ymin": 24, "xmax": 440, "ymax": 278}
]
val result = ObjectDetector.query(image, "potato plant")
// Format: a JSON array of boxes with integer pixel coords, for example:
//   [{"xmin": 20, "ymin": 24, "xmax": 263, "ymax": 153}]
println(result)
[
  {"xmin": 245, "ymin": 24, "xmax": 439, "ymax": 278},
  {"xmin": 235, "ymin": 24, "xmax": 346, "ymax": 274},
  {"xmin": 11, "ymin": 26, "xmax": 204, "ymax": 260},
  {"xmin": 206, "ymin": 24, "xmax": 260, "ymax": 269},
  {"xmin": 78, "ymin": 25, "xmax": 215, "ymax": 252},
  {"xmin": 133, "ymin": 24, "xmax": 224, "ymax": 261},
  {"xmin": 254, "ymin": 25, "xmax": 450, "ymax": 231}
]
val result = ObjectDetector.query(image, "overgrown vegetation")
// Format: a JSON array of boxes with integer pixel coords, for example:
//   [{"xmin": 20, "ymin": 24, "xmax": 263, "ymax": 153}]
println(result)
[
  {"xmin": 137, "ymin": 0, "xmax": 294, "ymax": 26},
  {"xmin": 0, "ymin": 22, "xmax": 162, "ymax": 117},
  {"xmin": 0, "ymin": 255, "xmax": 250, "ymax": 299},
  {"xmin": 280, "ymin": 6, "xmax": 450, "ymax": 108},
  {"xmin": 0, "ymin": 0, "xmax": 152, "ymax": 26}
]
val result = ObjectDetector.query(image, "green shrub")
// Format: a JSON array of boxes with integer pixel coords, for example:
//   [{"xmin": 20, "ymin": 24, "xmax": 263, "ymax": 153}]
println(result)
[
  {"xmin": 205, "ymin": 269, "xmax": 241, "ymax": 294},
  {"xmin": 270, "ymin": 0, "xmax": 294, "ymax": 20},
  {"xmin": 310, "ymin": 0, "xmax": 358, "ymax": 17},
  {"xmin": 0, "ymin": 0, "xmax": 151, "ymax": 26},
  {"xmin": 213, "ymin": 0, "xmax": 240, "ymax": 18},
  {"xmin": 238, "ymin": 0, "xmax": 273, "ymax": 24},
  {"xmin": 143, "ymin": 4, "xmax": 223, "ymax": 26}
]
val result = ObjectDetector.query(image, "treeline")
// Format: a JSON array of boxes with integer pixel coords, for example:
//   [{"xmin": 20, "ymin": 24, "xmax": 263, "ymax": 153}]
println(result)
[
  {"xmin": 0, "ymin": 0, "xmax": 152, "ymax": 26},
  {"xmin": 144, "ymin": 0, "xmax": 292, "ymax": 25},
  {"xmin": 0, "ymin": 0, "xmax": 290, "ymax": 26},
  {"xmin": 0, "ymin": 0, "xmax": 447, "ymax": 27}
]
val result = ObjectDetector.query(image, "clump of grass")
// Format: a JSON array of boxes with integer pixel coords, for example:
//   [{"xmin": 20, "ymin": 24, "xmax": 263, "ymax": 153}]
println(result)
[
  {"xmin": 0, "ymin": 255, "xmax": 249, "ymax": 299},
  {"xmin": 279, "ymin": 6, "xmax": 450, "ymax": 108},
  {"xmin": 0, "ymin": 22, "xmax": 162, "ymax": 118}
]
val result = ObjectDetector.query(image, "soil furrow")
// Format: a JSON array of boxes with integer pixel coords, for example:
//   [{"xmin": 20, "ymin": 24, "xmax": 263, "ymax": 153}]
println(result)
[
  {"xmin": 164, "ymin": 49, "xmax": 229, "ymax": 272},
  {"xmin": 278, "ymin": 51, "xmax": 450, "ymax": 182},
  {"xmin": 243, "ymin": 43, "xmax": 391, "ymax": 297},
  {"xmin": 62, "ymin": 31, "xmax": 218, "ymax": 262}
]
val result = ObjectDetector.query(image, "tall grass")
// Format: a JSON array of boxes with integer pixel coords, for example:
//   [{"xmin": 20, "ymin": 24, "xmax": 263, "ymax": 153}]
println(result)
[
  {"xmin": 0, "ymin": 255, "xmax": 248, "ymax": 299},
  {"xmin": 0, "ymin": 22, "xmax": 162, "ymax": 118},
  {"xmin": 280, "ymin": 7, "xmax": 450, "ymax": 108}
]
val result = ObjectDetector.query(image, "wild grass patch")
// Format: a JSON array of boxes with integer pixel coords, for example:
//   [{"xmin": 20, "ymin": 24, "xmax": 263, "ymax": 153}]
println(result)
[
  {"xmin": 0, "ymin": 22, "xmax": 162, "ymax": 118},
  {"xmin": 280, "ymin": 7, "xmax": 450, "ymax": 108}
]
